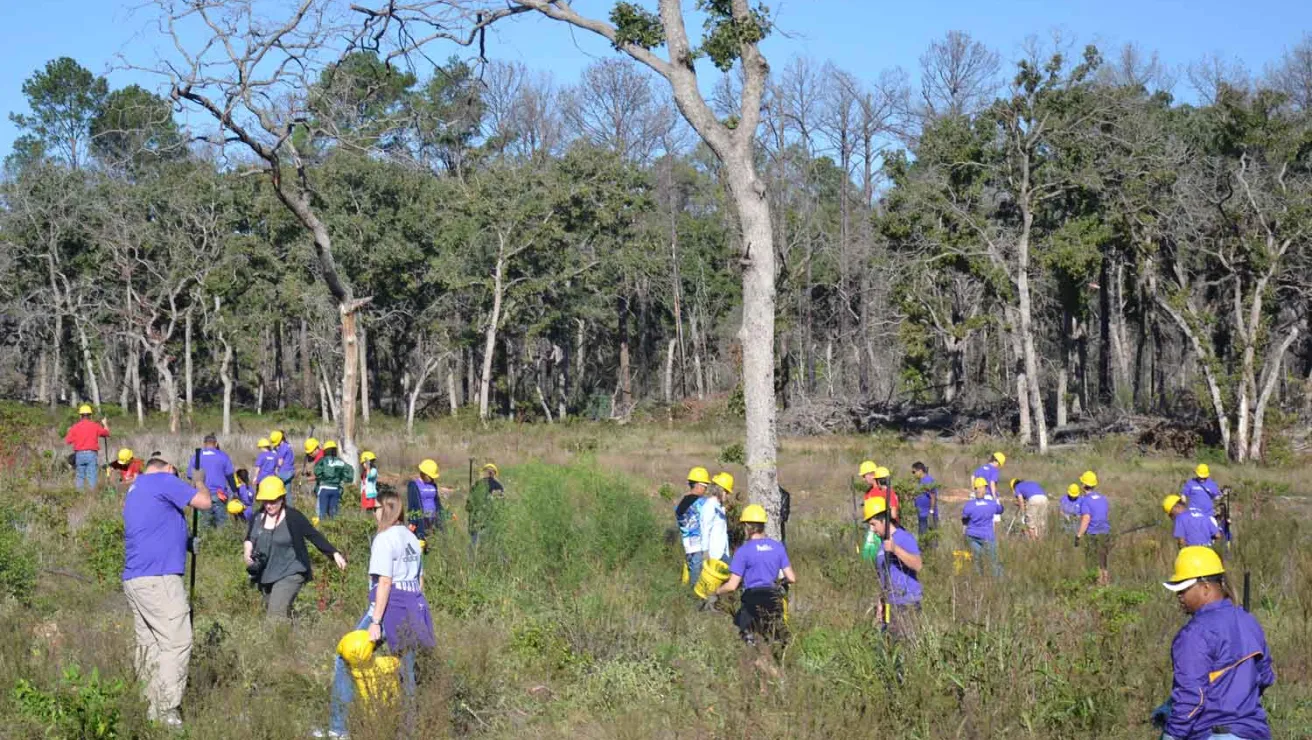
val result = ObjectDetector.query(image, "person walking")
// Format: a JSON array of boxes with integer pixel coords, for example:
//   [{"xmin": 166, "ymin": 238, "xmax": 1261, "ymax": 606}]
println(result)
[
  {"xmin": 1179, "ymin": 463, "xmax": 1223, "ymax": 518},
  {"xmin": 911, "ymin": 462, "xmax": 938, "ymax": 536},
  {"xmin": 188, "ymin": 435, "xmax": 238, "ymax": 530},
  {"xmin": 254, "ymin": 438, "xmax": 278, "ymax": 486},
  {"xmin": 121, "ymin": 457, "xmax": 211, "ymax": 728},
  {"xmin": 243, "ymin": 477, "xmax": 347, "ymax": 621},
  {"xmin": 1010, "ymin": 478, "xmax": 1050, "ymax": 539},
  {"xmin": 675, "ymin": 467, "xmax": 711, "ymax": 586},
  {"xmin": 303, "ymin": 437, "xmax": 325, "ymax": 485},
  {"xmin": 407, "ymin": 459, "xmax": 443, "ymax": 541},
  {"xmin": 313, "ymin": 441, "xmax": 354, "ymax": 520},
  {"xmin": 712, "ymin": 505, "xmax": 796, "ymax": 649},
  {"xmin": 971, "ymin": 452, "xmax": 1006, "ymax": 501},
  {"xmin": 1153, "ymin": 547, "xmax": 1274, "ymax": 740},
  {"xmin": 1163, "ymin": 495, "xmax": 1223, "ymax": 549},
  {"xmin": 859, "ymin": 462, "xmax": 901, "ymax": 516},
  {"xmin": 359, "ymin": 451, "xmax": 379, "ymax": 511},
  {"xmin": 324, "ymin": 489, "xmax": 435, "ymax": 739},
  {"xmin": 466, "ymin": 462, "xmax": 504, "ymax": 552},
  {"xmin": 1060, "ymin": 483, "xmax": 1082, "ymax": 532},
  {"xmin": 863, "ymin": 496, "xmax": 922, "ymax": 639},
  {"xmin": 701, "ymin": 473, "xmax": 732, "ymax": 569},
  {"xmin": 1075, "ymin": 471, "xmax": 1112, "ymax": 585},
  {"xmin": 271, "ymin": 430, "xmax": 296, "ymax": 504},
  {"xmin": 108, "ymin": 448, "xmax": 144, "ymax": 487},
  {"xmin": 64, "ymin": 405, "xmax": 110, "ymax": 490},
  {"xmin": 962, "ymin": 477, "xmax": 1004, "ymax": 576}
]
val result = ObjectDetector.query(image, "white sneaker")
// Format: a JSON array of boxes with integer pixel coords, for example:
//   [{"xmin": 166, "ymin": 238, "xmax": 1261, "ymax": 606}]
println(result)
[{"xmin": 311, "ymin": 730, "xmax": 348, "ymax": 739}]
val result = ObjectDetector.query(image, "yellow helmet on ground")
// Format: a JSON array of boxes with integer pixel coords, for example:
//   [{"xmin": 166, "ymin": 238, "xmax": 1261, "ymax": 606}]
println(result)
[
  {"xmin": 711, "ymin": 472, "xmax": 734, "ymax": 494},
  {"xmin": 1079, "ymin": 471, "xmax": 1099, "ymax": 488},
  {"xmin": 1162, "ymin": 495, "xmax": 1183, "ymax": 515},
  {"xmin": 873, "ymin": 466, "xmax": 890, "ymax": 480},
  {"xmin": 322, "ymin": 440, "xmax": 338, "ymax": 451},
  {"xmin": 1163, "ymin": 546, "xmax": 1224, "ymax": 592},
  {"xmin": 687, "ymin": 466, "xmax": 711, "ymax": 485},
  {"xmin": 972, "ymin": 477, "xmax": 988, "ymax": 490},
  {"xmin": 1066, "ymin": 483, "xmax": 1080, "ymax": 498},
  {"xmin": 226, "ymin": 500, "xmax": 246, "ymax": 515},
  {"xmin": 117, "ymin": 448, "xmax": 133, "ymax": 464},
  {"xmin": 304, "ymin": 438, "xmax": 320, "ymax": 454},
  {"xmin": 269, "ymin": 430, "xmax": 284, "ymax": 445},
  {"xmin": 483, "ymin": 463, "xmax": 499, "ymax": 477},
  {"xmin": 863, "ymin": 496, "xmax": 888, "ymax": 521},
  {"xmin": 256, "ymin": 477, "xmax": 287, "ymax": 501},
  {"xmin": 360, "ymin": 450, "xmax": 376, "ymax": 463},
  {"xmin": 1195, "ymin": 463, "xmax": 1211, "ymax": 479},
  {"xmin": 77, "ymin": 404, "xmax": 93, "ymax": 415},
  {"xmin": 858, "ymin": 460, "xmax": 878, "ymax": 478},
  {"xmin": 992, "ymin": 451, "xmax": 1006, "ymax": 466},
  {"xmin": 257, "ymin": 438, "xmax": 272, "ymax": 450},
  {"xmin": 418, "ymin": 459, "xmax": 440, "ymax": 479},
  {"xmin": 337, "ymin": 630, "xmax": 376, "ymax": 666},
  {"xmin": 740, "ymin": 504, "xmax": 768, "ymax": 524}
]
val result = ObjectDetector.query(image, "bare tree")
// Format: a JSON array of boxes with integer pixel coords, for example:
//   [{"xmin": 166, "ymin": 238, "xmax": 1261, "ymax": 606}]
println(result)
[
  {"xmin": 1268, "ymin": 34, "xmax": 1312, "ymax": 112},
  {"xmin": 562, "ymin": 57, "xmax": 677, "ymax": 164},
  {"xmin": 481, "ymin": 61, "xmax": 564, "ymax": 160},
  {"xmin": 917, "ymin": 30, "xmax": 1000, "ymax": 121}
]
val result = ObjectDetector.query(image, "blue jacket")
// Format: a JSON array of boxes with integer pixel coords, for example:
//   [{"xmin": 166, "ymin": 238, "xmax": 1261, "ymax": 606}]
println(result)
[
  {"xmin": 1166, "ymin": 599, "xmax": 1273, "ymax": 740},
  {"xmin": 1180, "ymin": 478, "xmax": 1222, "ymax": 517},
  {"xmin": 962, "ymin": 497, "xmax": 1003, "ymax": 541}
]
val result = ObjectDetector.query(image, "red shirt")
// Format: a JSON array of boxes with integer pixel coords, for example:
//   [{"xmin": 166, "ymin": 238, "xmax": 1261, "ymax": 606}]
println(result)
[
  {"xmin": 864, "ymin": 484, "xmax": 900, "ymax": 513},
  {"xmin": 64, "ymin": 419, "xmax": 109, "ymax": 451},
  {"xmin": 111, "ymin": 458, "xmax": 144, "ymax": 483}
]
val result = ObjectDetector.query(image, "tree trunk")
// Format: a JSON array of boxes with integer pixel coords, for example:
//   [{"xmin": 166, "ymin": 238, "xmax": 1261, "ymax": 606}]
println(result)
[
  {"xmin": 184, "ymin": 307, "xmax": 194, "ymax": 419},
  {"xmin": 1004, "ymin": 307, "xmax": 1031, "ymax": 441},
  {"xmin": 359, "ymin": 323, "xmax": 371, "ymax": 428},
  {"xmin": 407, "ymin": 357, "xmax": 439, "ymax": 439},
  {"xmin": 218, "ymin": 333, "xmax": 233, "ymax": 435},
  {"xmin": 617, "ymin": 295, "xmax": 633, "ymax": 419},
  {"xmin": 131, "ymin": 347, "xmax": 144, "ymax": 427},
  {"xmin": 479, "ymin": 257, "xmax": 506, "ymax": 421},
  {"xmin": 76, "ymin": 323, "xmax": 102, "ymax": 411},
  {"xmin": 664, "ymin": 338, "xmax": 677, "ymax": 405},
  {"xmin": 1017, "ymin": 205, "xmax": 1048, "ymax": 453},
  {"xmin": 1249, "ymin": 327, "xmax": 1300, "ymax": 461},
  {"xmin": 51, "ymin": 314, "xmax": 63, "ymax": 410},
  {"xmin": 300, "ymin": 319, "xmax": 313, "ymax": 408},
  {"xmin": 339, "ymin": 304, "xmax": 360, "ymax": 465},
  {"xmin": 118, "ymin": 350, "xmax": 130, "ymax": 411},
  {"xmin": 149, "ymin": 349, "xmax": 180, "ymax": 434},
  {"xmin": 1097, "ymin": 254, "xmax": 1113, "ymax": 405}
]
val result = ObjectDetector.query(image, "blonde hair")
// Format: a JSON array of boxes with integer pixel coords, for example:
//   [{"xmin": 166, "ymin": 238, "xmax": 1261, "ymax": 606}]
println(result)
[{"xmin": 375, "ymin": 490, "xmax": 406, "ymax": 533}]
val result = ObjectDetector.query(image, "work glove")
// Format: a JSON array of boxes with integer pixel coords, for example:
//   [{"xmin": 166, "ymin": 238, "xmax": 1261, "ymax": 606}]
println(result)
[{"xmin": 1150, "ymin": 699, "xmax": 1172, "ymax": 729}]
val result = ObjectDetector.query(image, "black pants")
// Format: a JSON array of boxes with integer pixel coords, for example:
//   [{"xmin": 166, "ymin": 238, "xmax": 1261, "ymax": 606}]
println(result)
[{"xmin": 735, "ymin": 587, "xmax": 787, "ymax": 644}]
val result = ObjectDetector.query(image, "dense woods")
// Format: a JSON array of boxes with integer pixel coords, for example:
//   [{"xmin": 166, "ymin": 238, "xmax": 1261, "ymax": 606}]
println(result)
[{"xmin": 2, "ymin": 4, "xmax": 1311, "ymax": 464}]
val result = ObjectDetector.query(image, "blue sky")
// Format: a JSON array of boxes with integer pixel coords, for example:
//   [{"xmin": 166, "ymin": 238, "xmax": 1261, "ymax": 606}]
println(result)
[{"xmin": 2, "ymin": 0, "xmax": 1308, "ymax": 156}]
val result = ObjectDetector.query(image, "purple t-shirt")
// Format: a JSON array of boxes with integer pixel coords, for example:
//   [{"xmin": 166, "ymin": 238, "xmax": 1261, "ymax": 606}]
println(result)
[
  {"xmin": 274, "ymin": 441, "xmax": 295, "ymax": 477},
  {"xmin": 122, "ymin": 472, "xmax": 196, "ymax": 580},
  {"xmin": 1060, "ymin": 495, "xmax": 1081, "ymax": 517},
  {"xmin": 729, "ymin": 537, "xmax": 790, "ymax": 590},
  {"xmin": 254, "ymin": 451, "xmax": 278, "ymax": 483},
  {"xmin": 1173, "ymin": 509, "xmax": 1221, "ymax": 547},
  {"xmin": 1078, "ymin": 491, "xmax": 1111, "ymax": 535},
  {"xmin": 188, "ymin": 448, "xmax": 235, "ymax": 493},
  {"xmin": 962, "ymin": 497, "xmax": 1003, "ymax": 541},
  {"xmin": 876, "ymin": 527, "xmax": 922, "ymax": 605},
  {"xmin": 1180, "ymin": 478, "xmax": 1222, "ymax": 517},
  {"xmin": 972, "ymin": 463, "xmax": 1000, "ymax": 493},
  {"xmin": 1014, "ymin": 480, "xmax": 1046, "ymax": 500}
]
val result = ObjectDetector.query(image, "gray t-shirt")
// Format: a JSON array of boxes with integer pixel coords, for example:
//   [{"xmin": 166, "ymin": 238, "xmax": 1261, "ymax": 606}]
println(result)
[
  {"xmin": 368, "ymin": 525, "xmax": 423, "ymax": 587},
  {"xmin": 255, "ymin": 516, "xmax": 305, "ymax": 584}
]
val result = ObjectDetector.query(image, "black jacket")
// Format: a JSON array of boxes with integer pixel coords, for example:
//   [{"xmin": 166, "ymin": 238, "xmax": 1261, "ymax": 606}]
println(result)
[{"xmin": 245, "ymin": 506, "xmax": 338, "ymax": 582}]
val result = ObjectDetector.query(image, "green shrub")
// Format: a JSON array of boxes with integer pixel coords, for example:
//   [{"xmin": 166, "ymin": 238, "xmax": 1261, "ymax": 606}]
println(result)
[
  {"xmin": 717, "ymin": 442, "xmax": 745, "ymax": 466},
  {"xmin": 12, "ymin": 665, "xmax": 129, "ymax": 739},
  {"xmin": 81, "ymin": 517, "xmax": 125, "ymax": 585},
  {"xmin": 0, "ymin": 512, "xmax": 38, "ymax": 604}
]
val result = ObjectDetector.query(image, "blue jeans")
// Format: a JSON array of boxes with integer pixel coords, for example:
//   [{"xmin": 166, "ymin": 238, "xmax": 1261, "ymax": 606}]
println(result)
[
  {"xmin": 967, "ymin": 536, "xmax": 1003, "ymax": 577},
  {"xmin": 686, "ymin": 551, "xmax": 704, "ymax": 588},
  {"xmin": 318, "ymin": 486, "xmax": 341, "ymax": 519},
  {"xmin": 279, "ymin": 473, "xmax": 295, "ymax": 507},
  {"xmin": 330, "ymin": 608, "xmax": 417, "ymax": 735},
  {"xmin": 207, "ymin": 492, "xmax": 227, "ymax": 529},
  {"xmin": 74, "ymin": 450, "xmax": 99, "ymax": 489}
]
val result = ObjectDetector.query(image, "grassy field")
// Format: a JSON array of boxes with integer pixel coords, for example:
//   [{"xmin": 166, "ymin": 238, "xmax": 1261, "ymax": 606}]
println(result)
[{"xmin": 0, "ymin": 402, "xmax": 1309, "ymax": 738}]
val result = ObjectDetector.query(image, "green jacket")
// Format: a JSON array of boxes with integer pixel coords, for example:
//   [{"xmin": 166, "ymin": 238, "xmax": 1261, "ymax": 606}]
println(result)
[
  {"xmin": 314, "ymin": 456, "xmax": 355, "ymax": 488},
  {"xmin": 465, "ymin": 477, "xmax": 504, "ymax": 533}
]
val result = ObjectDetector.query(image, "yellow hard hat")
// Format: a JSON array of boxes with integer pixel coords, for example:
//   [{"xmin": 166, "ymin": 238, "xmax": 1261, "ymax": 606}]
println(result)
[
  {"xmin": 863, "ymin": 496, "xmax": 888, "ymax": 521},
  {"xmin": 740, "ymin": 504, "xmax": 768, "ymax": 524},
  {"xmin": 312, "ymin": 516, "xmax": 320, "ymax": 526},
  {"xmin": 1163, "ymin": 546, "xmax": 1224, "ymax": 591},
  {"xmin": 873, "ymin": 466, "xmax": 890, "ymax": 480},
  {"xmin": 337, "ymin": 630, "xmax": 376, "ymax": 665},
  {"xmin": 972, "ymin": 477, "xmax": 988, "ymax": 490},
  {"xmin": 77, "ymin": 404, "xmax": 93, "ymax": 415},
  {"xmin": 1162, "ymin": 495, "xmax": 1183, "ymax": 515},
  {"xmin": 255, "ymin": 477, "xmax": 287, "ymax": 501},
  {"xmin": 687, "ymin": 466, "xmax": 711, "ymax": 485},
  {"xmin": 1066, "ymin": 483, "xmax": 1080, "ymax": 498},
  {"xmin": 1079, "ymin": 471, "xmax": 1099, "ymax": 488},
  {"xmin": 1195, "ymin": 464, "xmax": 1210, "ymax": 479},
  {"xmin": 226, "ymin": 499, "xmax": 246, "ymax": 515},
  {"xmin": 269, "ymin": 430, "xmax": 284, "ymax": 445},
  {"xmin": 711, "ymin": 472, "xmax": 734, "ymax": 494},
  {"xmin": 1009, "ymin": 478, "xmax": 1020, "ymax": 492},
  {"xmin": 483, "ymin": 462, "xmax": 499, "ymax": 476},
  {"xmin": 304, "ymin": 438, "xmax": 320, "ymax": 454},
  {"xmin": 992, "ymin": 451, "xmax": 1006, "ymax": 466},
  {"xmin": 322, "ymin": 440, "xmax": 338, "ymax": 451},
  {"xmin": 360, "ymin": 450, "xmax": 376, "ymax": 463},
  {"xmin": 858, "ymin": 460, "xmax": 878, "ymax": 478},
  {"xmin": 257, "ymin": 438, "xmax": 272, "ymax": 449},
  {"xmin": 418, "ymin": 459, "xmax": 440, "ymax": 479},
  {"xmin": 117, "ymin": 448, "xmax": 133, "ymax": 464}
]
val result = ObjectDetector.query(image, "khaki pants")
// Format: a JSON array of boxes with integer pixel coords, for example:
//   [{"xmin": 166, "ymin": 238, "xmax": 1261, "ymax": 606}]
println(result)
[
  {"xmin": 1026, "ymin": 495, "xmax": 1050, "ymax": 538},
  {"xmin": 123, "ymin": 575, "xmax": 192, "ymax": 721}
]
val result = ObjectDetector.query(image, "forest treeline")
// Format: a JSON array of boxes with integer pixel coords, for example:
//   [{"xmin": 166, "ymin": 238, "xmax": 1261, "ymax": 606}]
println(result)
[{"xmin": 2, "ymin": 28, "xmax": 1310, "ymax": 461}]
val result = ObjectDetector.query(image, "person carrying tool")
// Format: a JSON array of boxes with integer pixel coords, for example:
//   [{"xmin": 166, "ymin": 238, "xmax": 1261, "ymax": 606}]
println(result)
[
  {"xmin": 675, "ymin": 467, "xmax": 711, "ymax": 586},
  {"xmin": 359, "ymin": 451, "xmax": 379, "ymax": 511},
  {"xmin": 911, "ymin": 462, "xmax": 938, "ymax": 536},
  {"xmin": 108, "ymin": 448, "xmax": 144, "ymax": 487},
  {"xmin": 187, "ymin": 435, "xmax": 238, "ymax": 530},
  {"xmin": 1060, "ymin": 483, "xmax": 1082, "ymax": 532},
  {"xmin": 313, "ymin": 441, "xmax": 354, "ymax": 520},
  {"xmin": 121, "ymin": 457, "xmax": 211, "ymax": 728},
  {"xmin": 700, "ymin": 473, "xmax": 732, "ymax": 573},
  {"xmin": 1179, "ymin": 463, "xmax": 1223, "ymax": 518},
  {"xmin": 1010, "ymin": 478, "xmax": 1049, "ymax": 539},
  {"xmin": 1075, "ymin": 471, "xmax": 1112, "ymax": 585},
  {"xmin": 407, "ymin": 459, "xmax": 443, "ymax": 541},
  {"xmin": 863, "ymin": 496, "xmax": 922, "ymax": 639},
  {"xmin": 466, "ymin": 462, "xmax": 505, "ymax": 552},
  {"xmin": 1163, "ymin": 495, "xmax": 1223, "ymax": 549},
  {"xmin": 1152, "ymin": 547, "xmax": 1274, "ymax": 740},
  {"xmin": 962, "ymin": 477, "xmax": 1004, "ymax": 576},
  {"xmin": 254, "ymin": 438, "xmax": 278, "ymax": 485},
  {"xmin": 244, "ymin": 477, "xmax": 347, "ymax": 621},
  {"xmin": 712, "ymin": 505, "xmax": 796, "ymax": 648},
  {"xmin": 64, "ymin": 404, "xmax": 110, "ymax": 490}
]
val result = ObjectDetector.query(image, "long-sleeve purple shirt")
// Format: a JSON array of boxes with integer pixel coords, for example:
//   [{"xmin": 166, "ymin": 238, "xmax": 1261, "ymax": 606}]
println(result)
[
  {"xmin": 1180, "ymin": 478, "xmax": 1222, "ymax": 517},
  {"xmin": 1165, "ymin": 599, "xmax": 1273, "ymax": 740},
  {"xmin": 188, "ymin": 448, "xmax": 236, "ymax": 494},
  {"xmin": 962, "ymin": 497, "xmax": 1003, "ymax": 541}
]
